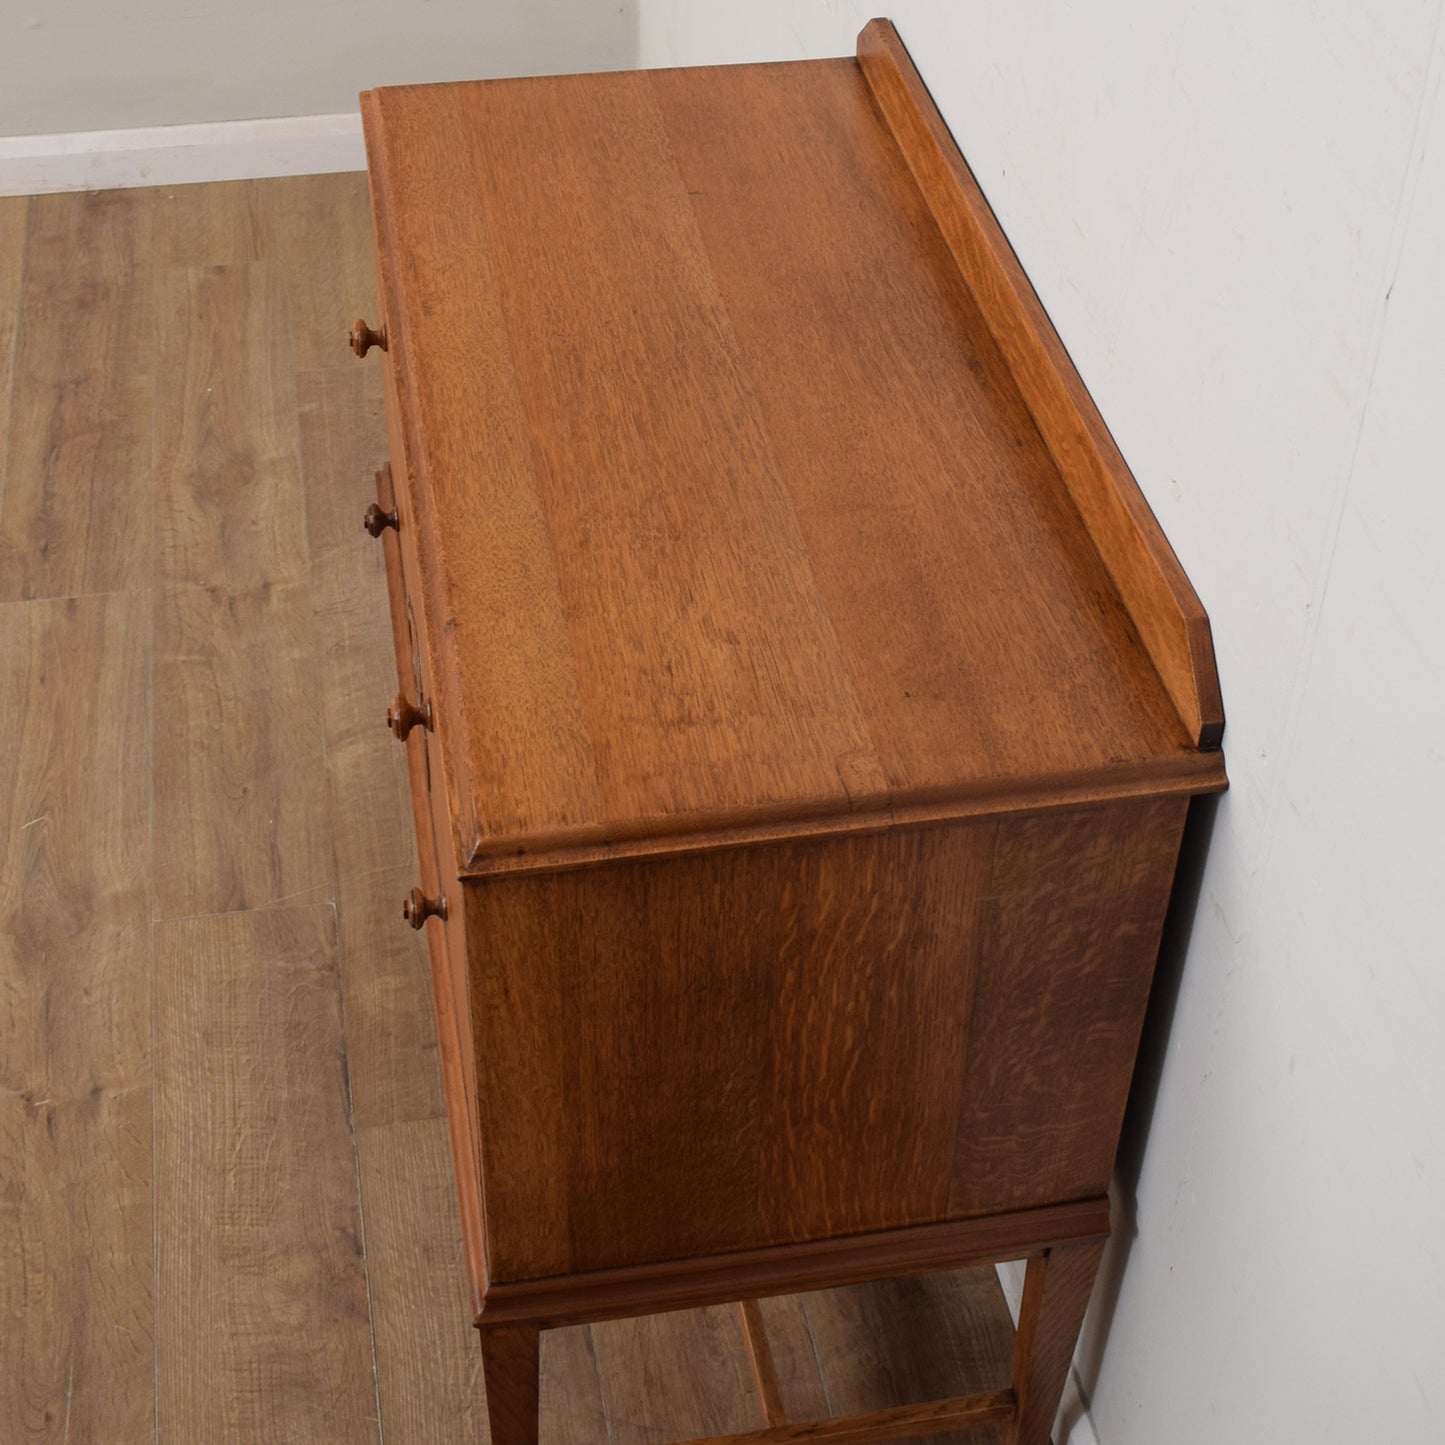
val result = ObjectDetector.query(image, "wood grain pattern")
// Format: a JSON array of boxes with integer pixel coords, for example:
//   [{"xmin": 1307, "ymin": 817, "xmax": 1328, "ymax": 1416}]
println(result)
[
  {"xmin": 481, "ymin": 1326, "xmax": 541, "ymax": 1445},
  {"xmin": 153, "ymin": 904, "xmax": 376, "ymax": 1441},
  {"xmin": 152, "ymin": 578, "xmax": 333, "ymax": 918},
  {"xmin": 336, "ymin": 868, "xmax": 443, "ymax": 1126},
  {"xmin": 356, "ymin": 1117, "xmax": 487, "ymax": 1443},
  {"xmin": 538, "ymin": 1327, "xmax": 616, "ymax": 1445},
  {"xmin": 151, "ymin": 178, "xmax": 266, "ymax": 269},
  {"xmin": 857, "ymin": 18, "xmax": 1224, "ymax": 750},
  {"xmin": 0, "ymin": 195, "xmax": 26, "ymax": 510},
  {"xmin": 262, "ymin": 172, "xmax": 380, "ymax": 373},
  {"xmin": 360, "ymin": 56, "xmax": 1224, "ymax": 873},
  {"xmin": 672, "ymin": 1390, "xmax": 1017, "ymax": 1445},
  {"xmin": 738, "ymin": 1300, "xmax": 788, "ymax": 1426},
  {"xmin": 364, "ymin": 94, "xmax": 609, "ymax": 861},
  {"xmin": 466, "ymin": 822, "xmax": 990, "ymax": 1280},
  {"xmin": 948, "ymin": 799, "xmax": 1188, "ymax": 1216},
  {"xmin": 802, "ymin": 1270, "xmax": 1014, "ymax": 1445},
  {"xmin": 593, "ymin": 1306, "xmax": 763, "ymax": 1443},
  {"xmin": 0, "ymin": 592, "xmax": 153, "ymax": 1445},
  {"xmin": 463, "ymin": 802, "xmax": 1170, "ymax": 1284},
  {"xmin": 152, "ymin": 907, "xmax": 375, "ymax": 1439},
  {"xmin": 153, "ymin": 261, "xmax": 309, "ymax": 589},
  {"xmin": 0, "ymin": 189, "xmax": 155, "ymax": 601},
  {"xmin": 1007, "ymin": 1242, "xmax": 1105, "ymax": 1445},
  {"xmin": 475, "ymin": 1201, "xmax": 1111, "ymax": 1330},
  {"xmin": 651, "ymin": 57, "xmax": 1184, "ymax": 788},
  {"xmin": 754, "ymin": 1296, "xmax": 832, "ymax": 1422},
  {"xmin": 292, "ymin": 305, "xmax": 440, "ymax": 1126}
]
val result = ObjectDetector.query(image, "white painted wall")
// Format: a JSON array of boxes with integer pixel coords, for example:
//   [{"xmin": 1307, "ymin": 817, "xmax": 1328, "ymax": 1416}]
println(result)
[
  {"xmin": 0, "ymin": 0, "xmax": 637, "ymax": 137},
  {"xmin": 640, "ymin": 3, "xmax": 1445, "ymax": 1440}
]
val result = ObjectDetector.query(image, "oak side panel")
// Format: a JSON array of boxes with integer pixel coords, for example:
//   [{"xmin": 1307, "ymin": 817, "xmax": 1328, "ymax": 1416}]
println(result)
[
  {"xmin": 467, "ymin": 823, "xmax": 990, "ymax": 1280},
  {"xmin": 949, "ymin": 798, "xmax": 1188, "ymax": 1215},
  {"xmin": 0, "ymin": 593, "xmax": 153, "ymax": 1444},
  {"xmin": 152, "ymin": 579, "xmax": 334, "ymax": 919},
  {"xmin": 153, "ymin": 905, "xmax": 376, "ymax": 1443},
  {"xmin": 651, "ymin": 59, "xmax": 1189, "ymax": 796},
  {"xmin": 593, "ymin": 1306, "xmax": 763, "ymax": 1443},
  {"xmin": 153, "ymin": 262, "xmax": 309, "ymax": 589},
  {"xmin": 0, "ymin": 189, "xmax": 155, "ymax": 601},
  {"xmin": 357, "ymin": 1117, "xmax": 487, "ymax": 1443},
  {"xmin": 857, "ymin": 19, "xmax": 1223, "ymax": 749}
]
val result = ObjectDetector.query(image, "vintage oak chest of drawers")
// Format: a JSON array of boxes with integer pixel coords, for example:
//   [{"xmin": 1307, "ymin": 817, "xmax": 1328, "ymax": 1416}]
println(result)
[{"xmin": 352, "ymin": 20, "xmax": 1226, "ymax": 1443}]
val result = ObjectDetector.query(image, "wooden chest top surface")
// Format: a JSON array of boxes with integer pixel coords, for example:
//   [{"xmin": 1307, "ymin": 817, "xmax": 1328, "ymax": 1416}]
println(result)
[{"xmin": 361, "ymin": 34, "xmax": 1223, "ymax": 875}]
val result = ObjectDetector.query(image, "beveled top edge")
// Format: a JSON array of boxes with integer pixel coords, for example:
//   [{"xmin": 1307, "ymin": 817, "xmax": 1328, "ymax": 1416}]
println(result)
[{"xmin": 454, "ymin": 753, "xmax": 1227, "ymax": 880}]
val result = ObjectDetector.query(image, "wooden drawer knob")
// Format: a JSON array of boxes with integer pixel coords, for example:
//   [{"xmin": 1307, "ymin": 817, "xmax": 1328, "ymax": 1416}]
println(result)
[
  {"xmin": 403, "ymin": 888, "xmax": 447, "ymax": 929},
  {"xmin": 350, "ymin": 318, "xmax": 388, "ymax": 357},
  {"xmin": 387, "ymin": 693, "xmax": 430, "ymax": 739},
  {"xmin": 363, "ymin": 502, "xmax": 398, "ymax": 537},
  {"xmin": 387, "ymin": 693, "xmax": 433, "ymax": 740}
]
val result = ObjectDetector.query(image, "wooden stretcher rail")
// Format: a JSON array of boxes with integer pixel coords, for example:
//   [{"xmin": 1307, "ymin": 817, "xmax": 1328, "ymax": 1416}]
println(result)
[{"xmin": 672, "ymin": 1388, "xmax": 1018, "ymax": 1445}]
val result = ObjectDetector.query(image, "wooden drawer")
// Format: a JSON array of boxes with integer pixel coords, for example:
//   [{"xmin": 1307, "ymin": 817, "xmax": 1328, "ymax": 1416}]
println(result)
[{"xmin": 372, "ymin": 455, "xmax": 487, "ymax": 1306}]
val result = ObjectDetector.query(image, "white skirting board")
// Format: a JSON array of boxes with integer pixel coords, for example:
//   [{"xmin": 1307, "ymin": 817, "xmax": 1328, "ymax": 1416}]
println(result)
[
  {"xmin": 0, "ymin": 113, "xmax": 365, "ymax": 196},
  {"xmin": 996, "ymin": 1260, "xmax": 1102, "ymax": 1445}
]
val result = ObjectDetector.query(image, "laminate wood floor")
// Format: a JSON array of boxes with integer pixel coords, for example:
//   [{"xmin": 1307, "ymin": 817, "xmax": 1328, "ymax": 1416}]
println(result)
[{"xmin": 0, "ymin": 176, "xmax": 1017, "ymax": 1444}]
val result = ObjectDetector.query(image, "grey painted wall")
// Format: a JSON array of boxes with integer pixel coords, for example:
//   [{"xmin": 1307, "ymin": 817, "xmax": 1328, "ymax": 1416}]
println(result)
[{"xmin": 1, "ymin": 0, "xmax": 638, "ymax": 137}]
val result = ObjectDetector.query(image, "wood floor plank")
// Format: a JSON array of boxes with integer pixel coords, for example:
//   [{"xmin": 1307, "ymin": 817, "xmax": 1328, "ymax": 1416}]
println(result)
[
  {"xmin": 153, "ymin": 904, "xmax": 377, "ymax": 1443},
  {"xmin": 802, "ymin": 1272, "xmax": 1015, "ymax": 1445},
  {"xmin": 280, "ymin": 175, "xmax": 441, "ymax": 1124},
  {"xmin": 153, "ymin": 261, "xmax": 309, "ymax": 589},
  {"xmin": 337, "ymin": 867, "xmax": 443, "ymax": 1125},
  {"xmin": 356, "ymin": 1116, "xmax": 487, "ymax": 1442},
  {"xmin": 0, "ymin": 592, "xmax": 153, "ymax": 1444},
  {"xmin": 0, "ymin": 189, "xmax": 155, "ymax": 601},
  {"xmin": 0, "ymin": 195, "xmax": 27, "ymax": 514},
  {"xmin": 298, "ymin": 361, "xmax": 440, "ymax": 1124},
  {"xmin": 152, "ymin": 577, "xmax": 334, "ymax": 919},
  {"xmin": 294, "ymin": 361, "xmax": 396, "ymax": 874},
  {"xmin": 263, "ymin": 172, "xmax": 381, "ymax": 373},
  {"xmin": 754, "ymin": 1295, "xmax": 832, "ymax": 1421},
  {"xmin": 360, "ymin": 1097, "xmax": 614, "ymax": 1444},
  {"xmin": 594, "ymin": 1306, "xmax": 764, "ymax": 1442},
  {"xmin": 152, "ymin": 179, "xmax": 267, "ymax": 269}
]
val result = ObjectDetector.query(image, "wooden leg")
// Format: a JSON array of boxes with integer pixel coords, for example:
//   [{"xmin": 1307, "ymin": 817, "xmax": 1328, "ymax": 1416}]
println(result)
[
  {"xmin": 1007, "ymin": 1239, "xmax": 1105, "ymax": 1445},
  {"xmin": 480, "ymin": 1324, "xmax": 541, "ymax": 1445}
]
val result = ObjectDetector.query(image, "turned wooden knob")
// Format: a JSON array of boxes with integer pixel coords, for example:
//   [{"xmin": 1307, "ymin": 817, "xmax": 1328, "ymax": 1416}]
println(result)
[
  {"xmin": 350, "ymin": 318, "xmax": 388, "ymax": 357},
  {"xmin": 363, "ymin": 502, "xmax": 398, "ymax": 537},
  {"xmin": 387, "ymin": 693, "xmax": 433, "ymax": 740},
  {"xmin": 403, "ymin": 888, "xmax": 447, "ymax": 929}
]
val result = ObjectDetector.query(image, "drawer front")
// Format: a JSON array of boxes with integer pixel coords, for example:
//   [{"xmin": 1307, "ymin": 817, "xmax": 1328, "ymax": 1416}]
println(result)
[
  {"xmin": 372, "ymin": 407, "xmax": 487, "ymax": 1307},
  {"xmin": 417, "ymin": 727, "xmax": 487, "ymax": 1313}
]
